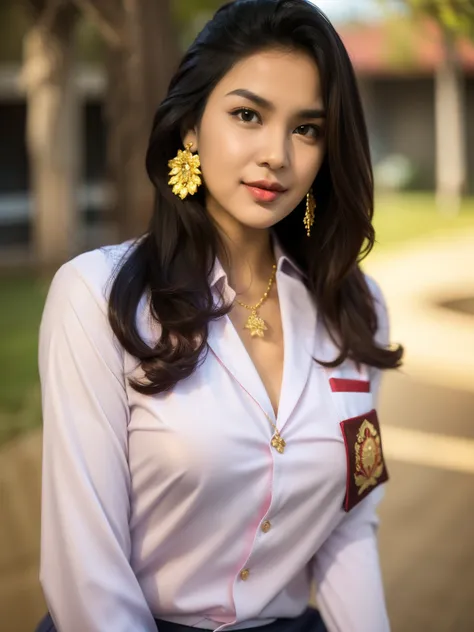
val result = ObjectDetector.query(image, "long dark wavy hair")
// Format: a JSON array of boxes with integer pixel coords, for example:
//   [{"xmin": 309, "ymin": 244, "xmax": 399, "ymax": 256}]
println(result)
[{"xmin": 108, "ymin": 0, "xmax": 403, "ymax": 395}]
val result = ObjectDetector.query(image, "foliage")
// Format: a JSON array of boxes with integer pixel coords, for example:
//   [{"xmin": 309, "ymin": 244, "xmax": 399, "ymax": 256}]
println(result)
[
  {"xmin": 0, "ymin": 0, "xmax": 226, "ymax": 63},
  {"xmin": 76, "ymin": 16, "xmax": 105, "ymax": 63},
  {"xmin": 173, "ymin": 0, "xmax": 225, "ymax": 48},
  {"xmin": 0, "ymin": 2, "xmax": 30, "ymax": 61},
  {"xmin": 0, "ymin": 0, "xmax": 104, "ymax": 63},
  {"xmin": 399, "ymin": 0, "xmax": 474, "ymax": 39},
  {"xmin": 0, "ymin": 276, "xmax": 48, "ymax": 445},
  {"xmin": 383, "ymin": 16, "xmax": 419, "ymax": 70},
  {"xmin": 173, "ymin": 0, "xmax": 224, "ymax": 25}
]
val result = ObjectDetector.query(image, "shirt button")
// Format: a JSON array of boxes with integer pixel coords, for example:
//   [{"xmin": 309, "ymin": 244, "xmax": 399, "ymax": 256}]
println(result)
[
  {"xmin": 261, "ymin": 520, "xmax": 272, "ymax": 533},
  {"xmin": 240, "ymin": 568, "xmax": 250, "ymax": 581}
]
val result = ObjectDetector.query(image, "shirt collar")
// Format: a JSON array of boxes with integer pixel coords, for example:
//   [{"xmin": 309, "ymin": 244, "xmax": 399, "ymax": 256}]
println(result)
[{"xmin": 209, "ymin": 231, "xmax": 306, "ymax": 291}]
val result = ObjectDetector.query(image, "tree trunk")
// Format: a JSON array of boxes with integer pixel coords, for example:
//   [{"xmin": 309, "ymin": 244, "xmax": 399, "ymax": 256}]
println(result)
[
  {"xmin": 104, "ymin": 0, "xmax": 179, "ymax": 241},
  {"xmin": 435, "ymin": 29, "xmax": 467, "ymax": 215},
  {"xmin": 103, "ymin": 44, "xmax": 128, "ymax": 241},
  {"xmin": 22, "ymin": 5, "xmax": 80, "ymax": 269}
]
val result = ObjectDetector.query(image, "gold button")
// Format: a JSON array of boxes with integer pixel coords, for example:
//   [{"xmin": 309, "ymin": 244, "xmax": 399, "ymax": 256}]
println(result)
[
  {"xmin": 240, "ymin": 568, "xmax": 250, "ymax": 581},
  {"xmin": 261, "ymin": 520, "xmax": 272, "ymax": 533}
]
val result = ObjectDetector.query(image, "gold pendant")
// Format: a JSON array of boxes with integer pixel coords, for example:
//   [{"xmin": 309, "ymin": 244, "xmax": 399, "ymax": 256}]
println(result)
[
  {"xmin": 244, "ymin": 309, "xmax": 268, "ymax": 338},
  {"xmin": 271, "ymin": 432, "xmax": 286, "ymax": 454}
]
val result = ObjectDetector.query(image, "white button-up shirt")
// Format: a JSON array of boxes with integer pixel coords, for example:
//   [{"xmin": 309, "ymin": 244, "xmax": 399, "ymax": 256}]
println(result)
[{"xmin": 39, "ymin": 239, "xmax": 391, "ymax": 632}]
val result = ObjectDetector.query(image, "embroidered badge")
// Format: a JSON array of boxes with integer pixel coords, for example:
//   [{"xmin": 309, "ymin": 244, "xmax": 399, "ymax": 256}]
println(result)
[
  {"xmin": 354, "ymin": 419, "xmax": 385, "ymax": 494},
  {"xmin": 340, "ymin": 409, "xmax": 389, "ymax": 512}
]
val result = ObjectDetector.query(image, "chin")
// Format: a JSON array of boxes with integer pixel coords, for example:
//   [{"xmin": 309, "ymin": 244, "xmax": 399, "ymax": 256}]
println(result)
[
  {"xmin": 236, "ymin": 217, "xmax": 278, "ymax": 231},
  {"xmin": 231, "ymin": 208, "xmax": 282, "ymax": 231}
]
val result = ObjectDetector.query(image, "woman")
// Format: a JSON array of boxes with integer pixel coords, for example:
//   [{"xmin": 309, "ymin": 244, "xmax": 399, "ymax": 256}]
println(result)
[{"xmin": 37, "ymin": 0, "xmax": 403, "ymax": 630}]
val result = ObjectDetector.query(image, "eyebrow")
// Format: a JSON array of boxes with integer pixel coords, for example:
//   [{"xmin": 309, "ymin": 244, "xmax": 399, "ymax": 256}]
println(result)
[{"xmin": 225, "ymin": 88, "xmax": 326, "ymax": 119}]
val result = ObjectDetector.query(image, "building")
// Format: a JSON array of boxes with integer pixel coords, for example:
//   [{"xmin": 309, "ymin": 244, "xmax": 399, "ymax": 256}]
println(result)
[
  {"xmin": 339, "ymin": 18, "xmax": 474, "ymax": 192},
  {"xmin": 0, "ymin": 64, "xmax": 106, "ymax": 248},
  {"xmin": 1, "ymin": 17, "xmax": 473, "ymax": 249}
]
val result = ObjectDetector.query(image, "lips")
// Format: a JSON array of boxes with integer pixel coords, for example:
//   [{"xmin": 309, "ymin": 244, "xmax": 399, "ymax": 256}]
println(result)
[
  {"xmin": 243, "ymin": 183, "xmax": 286, "ymax": 203},
  {"xmin": 244, "ymin": 180, "xmax": 287, "ymax": 193}
]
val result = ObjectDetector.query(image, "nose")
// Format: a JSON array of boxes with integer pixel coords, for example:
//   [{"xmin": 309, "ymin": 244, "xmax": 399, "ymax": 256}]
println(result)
[{"xmin": 257, "ymin": 129, "xmax": 290, "ymax": 171}]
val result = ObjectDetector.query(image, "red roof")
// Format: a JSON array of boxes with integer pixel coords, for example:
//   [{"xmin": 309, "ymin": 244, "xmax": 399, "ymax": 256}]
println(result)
[{"xmin": 338, "ymin": 19, "xmax": 474, "ymax": 76}]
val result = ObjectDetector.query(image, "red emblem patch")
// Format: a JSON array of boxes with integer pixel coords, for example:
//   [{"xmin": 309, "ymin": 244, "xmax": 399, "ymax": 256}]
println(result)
[{"xmin": 340, "ymin": 409, "xmax": 389, "ymax": 512}]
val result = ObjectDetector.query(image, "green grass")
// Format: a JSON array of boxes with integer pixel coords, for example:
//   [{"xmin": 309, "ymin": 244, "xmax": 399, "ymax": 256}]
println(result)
[
  {"xmin": 1, "ymin": 193, "xmax": 474, "ymax": 445},
  {"xmin": 0, "ymin": 276, "xmax": 49, "ymax": 444},
  {"xmin": 371, "ymin": 192, "xmax": 474, "ymax": 253}
]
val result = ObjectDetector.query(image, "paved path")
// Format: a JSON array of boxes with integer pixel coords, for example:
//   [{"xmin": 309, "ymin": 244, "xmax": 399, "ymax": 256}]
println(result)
[
  {"xmin": 365, "ymin": 229, "xmax": 474, "ymax": 632},
  {"xmin": 365, "ymin": 230, "xmax": 474, "ymax": 393},
  {"xmin": 1, "ymin": 229, "xmax": 473, "ymax": 632},
  {"xmin": 377, "ymin": 372, "xmax": 474, "ymax": 632},
  {"xmin": 0, "ymin": 430, "xmax": 45, "ymax": 632}
]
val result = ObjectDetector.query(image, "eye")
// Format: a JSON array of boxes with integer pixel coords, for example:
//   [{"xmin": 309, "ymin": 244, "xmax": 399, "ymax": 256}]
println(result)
[
  {"xmin": 295, "ymin": 124, "xmax": 324, "ymax": 139},
  {"xmin": 230, "ymin": 108, "xmax": 261, "ymax": 124}
]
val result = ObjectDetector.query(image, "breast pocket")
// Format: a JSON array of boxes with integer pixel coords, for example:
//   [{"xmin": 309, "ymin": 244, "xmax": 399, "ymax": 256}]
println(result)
[
  {"xmin": 339, "ymin": 408, "xmax": 389, "ymax": 512},
  {"xmin": 325, "ymin": 366, "xmax": 389, "ymax": 512}
]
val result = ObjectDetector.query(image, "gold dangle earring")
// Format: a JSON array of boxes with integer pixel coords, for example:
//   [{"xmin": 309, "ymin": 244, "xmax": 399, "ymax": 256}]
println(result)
[
  {"xmin": 168, "ymin": 142, "xmax": 202, "ymax": 200},
  {"xmin": 304, "ymin": 189, "xmax": 316, "ymax": 237}
]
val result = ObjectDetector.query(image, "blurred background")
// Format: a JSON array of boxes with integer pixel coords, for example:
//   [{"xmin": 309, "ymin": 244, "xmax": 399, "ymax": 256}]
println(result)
[{"xmin": 0, "ymin": 1, "xmax": 473, "ymax": 630}]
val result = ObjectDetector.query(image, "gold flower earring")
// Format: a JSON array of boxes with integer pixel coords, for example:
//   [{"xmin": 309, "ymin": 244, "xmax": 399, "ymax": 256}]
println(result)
[
  {"xmin": 304, "ymin": 189, "xmax": 316, "ymax": 237},
  {"xmin": 168, "ymin": 142, "xmax": 202, "ymax": 200}
]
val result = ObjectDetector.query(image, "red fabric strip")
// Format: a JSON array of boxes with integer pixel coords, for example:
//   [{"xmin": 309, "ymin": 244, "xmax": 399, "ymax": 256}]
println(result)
[{"xmin": 329, "ymin": 377, "xmax": 370, "ymax": 393}]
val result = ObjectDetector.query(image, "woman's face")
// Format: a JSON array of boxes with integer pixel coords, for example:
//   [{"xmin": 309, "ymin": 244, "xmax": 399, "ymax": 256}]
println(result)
[{"xmin": 184, "ymin": 47, "xmax": 326, "ymax": 232}]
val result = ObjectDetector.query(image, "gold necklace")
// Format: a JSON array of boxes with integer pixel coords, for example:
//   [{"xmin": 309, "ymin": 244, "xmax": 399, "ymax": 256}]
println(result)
[{"xmin": 235, "ymin": 264, "xmax": 277, "ymax": 338}]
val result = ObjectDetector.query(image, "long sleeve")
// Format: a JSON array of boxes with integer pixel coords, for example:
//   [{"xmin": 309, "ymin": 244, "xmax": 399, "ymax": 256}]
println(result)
[
  {"xmin": 312, "ymin": 486, "xmax": 389, "ymax": 632},
  {"xmin": 366, "ymin": 273, "xmax": 391, "ymax": 408},
  {"xmin": 312, "ymin": 275, "xmax": 392, "ymax": 632},
  {"xmin": 38, "ymin": 262, "xmax": 157, "ymax": 632}
]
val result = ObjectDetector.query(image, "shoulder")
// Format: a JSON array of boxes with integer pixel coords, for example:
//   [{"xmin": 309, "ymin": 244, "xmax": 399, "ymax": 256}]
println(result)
[
  {"xmin": 41, "ymin": 238, "xmax": 158, "ymax": 353},
  {"xmin": 46, "ymin": 240, "xmax": 137, "ymax": 314},
  {"xmin": 363, "ymin": 272, "xmax": 390, "ymax": 344},
  {"xmin": 38, "ymin": 244, "xmax": 138, "ymax": 402},
  {"xmin": 41, "ymin": 240, "xmax": 138, "ymax": 342},
  {"xmin": 56, "ymin": 240, "xmax": 136, "ymax": 303},
  {"xmin": 363, "ymin": 273, "xmax": 386, "ymax": 310}
]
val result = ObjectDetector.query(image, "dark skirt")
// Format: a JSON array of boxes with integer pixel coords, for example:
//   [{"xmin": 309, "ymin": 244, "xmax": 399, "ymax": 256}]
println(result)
[{"xmin": 36, "ymin": 606, "xmax": 327, "ymax": 631}]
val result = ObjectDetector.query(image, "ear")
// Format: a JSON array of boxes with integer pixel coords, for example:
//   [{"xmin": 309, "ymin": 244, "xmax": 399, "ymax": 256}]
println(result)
[{"xmin": 183, "ymin": 128, "xmax": 198, "ymax": 152}]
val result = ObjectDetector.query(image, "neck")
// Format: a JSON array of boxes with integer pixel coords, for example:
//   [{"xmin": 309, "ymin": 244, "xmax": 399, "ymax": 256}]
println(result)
[{"xmin": 211, "ymin": 216, "xmax": 276, "ymax": 299}]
